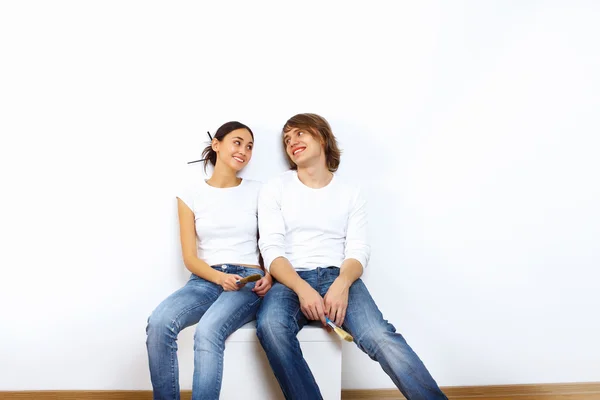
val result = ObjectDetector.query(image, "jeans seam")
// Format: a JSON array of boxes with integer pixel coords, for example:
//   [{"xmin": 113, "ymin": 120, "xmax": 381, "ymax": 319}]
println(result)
[
  {"xmin": 215, "ymin": 352, "xmax": 223, "ymax": 399},
  {"xmin": 219, "ymin": 294, "xmax": 261, "ymax": 337},
  {"xmin": 166, "ymin": 299, "xmax": 217, "ymax": 400},
  {"xmin": 292, "ymin": 308, "xmax": 302, "ymax": 332},
  {"xmin": 213, "ymin": 294, "xmax": 261, "ymax": 398},
  {"xmin": 318, "ymin": 268, "xmax": 322, "ymax": 293},
  {"xmin": 193, "ymin": 292, "xmax": 259, "ymax": 399},
  {"xmin": 171, "ymin": 294, "xmax": 219, "ymax": 331}
]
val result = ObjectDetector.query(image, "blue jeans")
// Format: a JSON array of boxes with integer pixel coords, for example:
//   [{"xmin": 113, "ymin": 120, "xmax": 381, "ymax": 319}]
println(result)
[
  {"xmin": 146, "ymin": 265, "xmax": 264, "ymax": 400},
  {"xmin": 256, "ymin": 267, "xmax": 447, "ymax": 400}
]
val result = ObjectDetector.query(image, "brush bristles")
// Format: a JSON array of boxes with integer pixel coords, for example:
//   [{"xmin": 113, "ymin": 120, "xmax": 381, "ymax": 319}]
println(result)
[{"xmin": 334, "ymin": 326, "xmax": 354, "ymax": 342}]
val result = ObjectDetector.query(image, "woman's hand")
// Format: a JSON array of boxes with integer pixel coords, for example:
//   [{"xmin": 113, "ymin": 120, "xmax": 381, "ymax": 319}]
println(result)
[
  {"xmin": 219, "ymin": 273, "xmax": 243, "ymax": 291},
  {"xmin": 252, "ymin": 273, "xmax": 273, "ymax": 297}
]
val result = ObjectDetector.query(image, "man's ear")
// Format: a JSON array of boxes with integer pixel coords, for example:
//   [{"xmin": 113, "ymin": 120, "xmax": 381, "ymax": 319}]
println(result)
[
  {"xmin": 312, "ymin": 129, "xmax": 325, "ymax": 146},
  {"xmin": 318, "ymin": 134, "xmax": 326, "ymax": 149}
]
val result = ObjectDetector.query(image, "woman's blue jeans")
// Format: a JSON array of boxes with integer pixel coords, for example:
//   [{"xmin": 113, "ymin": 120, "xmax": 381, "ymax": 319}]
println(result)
[{"xmin": 146, "ymin": 265, "xmax": 263, "ymax": 400}]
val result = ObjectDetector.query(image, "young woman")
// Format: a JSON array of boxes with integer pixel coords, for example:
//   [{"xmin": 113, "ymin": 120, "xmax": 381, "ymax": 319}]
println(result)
[{"xmin": 146, "ymin": 121, "xmax": 272, "ymax": 400}]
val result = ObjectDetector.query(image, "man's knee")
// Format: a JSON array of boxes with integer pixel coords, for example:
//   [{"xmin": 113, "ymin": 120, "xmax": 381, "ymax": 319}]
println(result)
[
  {"xmin": 256, "ymin": 309, "xmax": 296, "ymax": 345},
  {"xmin": 355, "ymin": 324, "xmax": 400, "ymax": 358}
]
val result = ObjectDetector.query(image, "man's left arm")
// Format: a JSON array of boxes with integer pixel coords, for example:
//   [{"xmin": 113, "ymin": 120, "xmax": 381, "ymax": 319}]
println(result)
[{"xmin": 324, "ymin": 188, "xmax": 371, "ymax": 326}]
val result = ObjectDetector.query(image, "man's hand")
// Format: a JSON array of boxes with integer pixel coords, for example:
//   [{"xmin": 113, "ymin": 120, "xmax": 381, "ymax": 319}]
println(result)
[
  {"xmin": 324, "ymin": 276, "xmax": 351, "ymax": 326},
  {"xmin": 219, "ymin": 273, "xmax": 243, "ymax": 291},
  {"xmin": 252, "ymin": 273, "xmax": 273, "ymax": 297},
  {"xmin": 297, "ymin": 284, "xmax": 327, "ymax": 326}
]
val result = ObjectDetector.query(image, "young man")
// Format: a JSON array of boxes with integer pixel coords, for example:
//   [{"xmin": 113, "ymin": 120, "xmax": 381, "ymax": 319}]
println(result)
[{"xmin": 256, "ymin": 113, "xmax": 447, "ymax": 400}]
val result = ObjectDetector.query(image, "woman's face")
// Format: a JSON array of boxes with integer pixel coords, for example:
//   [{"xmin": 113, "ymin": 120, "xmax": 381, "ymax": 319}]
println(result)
[{"xmin": 214, "ymin": 128, "xmax": 254, "ymax": 172}]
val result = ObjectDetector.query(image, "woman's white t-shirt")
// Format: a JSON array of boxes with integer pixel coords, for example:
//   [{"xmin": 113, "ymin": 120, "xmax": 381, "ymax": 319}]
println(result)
[{"xmin": 177, "ymin": 178, "xmax": 262, "ymax": 267}]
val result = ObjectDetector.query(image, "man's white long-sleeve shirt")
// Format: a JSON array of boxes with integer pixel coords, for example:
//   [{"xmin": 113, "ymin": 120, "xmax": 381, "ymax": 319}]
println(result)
[{"xmin": 258, "ymin": 170, "xmax": 370, "ymax": 272}]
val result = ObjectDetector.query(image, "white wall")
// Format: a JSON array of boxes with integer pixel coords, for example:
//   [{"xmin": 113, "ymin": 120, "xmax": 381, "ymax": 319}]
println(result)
[{"xmin": 1, "ymin": 0, "xmax": 599, "ymax": 391}]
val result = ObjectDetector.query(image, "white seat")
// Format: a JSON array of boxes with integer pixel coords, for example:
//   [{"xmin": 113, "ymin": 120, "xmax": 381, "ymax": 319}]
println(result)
[
  {"xmin": 226, "ymin": 319, "xmax": 336, "ymax": 342},
  {"xmin": 177, "ymin": 321, "xmax": 342, "ymax": 400}
]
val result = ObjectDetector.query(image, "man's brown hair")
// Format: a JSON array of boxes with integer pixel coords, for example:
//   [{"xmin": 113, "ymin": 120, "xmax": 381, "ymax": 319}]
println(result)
[{"xmin": 282, "ymin": 113, "xmax": 342, "ymax": 172}]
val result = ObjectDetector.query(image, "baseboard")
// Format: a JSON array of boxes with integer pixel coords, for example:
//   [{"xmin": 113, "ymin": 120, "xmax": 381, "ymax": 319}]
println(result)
[
  {"xmin": 345, "ymin": 382, "xmax": 600, "ymax": 399},
  {"xmin": 1, "ymin": 382, "xmax": 600, "ymax": 400}
]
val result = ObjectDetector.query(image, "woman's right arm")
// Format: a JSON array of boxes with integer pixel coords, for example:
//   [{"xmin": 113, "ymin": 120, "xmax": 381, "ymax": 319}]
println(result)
[{"xmin": 177, "ymin": 198, "xmax": 241, "ymax": 290}]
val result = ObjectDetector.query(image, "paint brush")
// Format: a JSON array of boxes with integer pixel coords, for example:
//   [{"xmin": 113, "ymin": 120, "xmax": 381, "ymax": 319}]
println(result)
[
  {"xmin": 325, "ymin": 317, "xmax": 353, "ymax": 342},
  {"xmin": 236, "ymin": 274, "xmax": 263, "ymax": 285}
]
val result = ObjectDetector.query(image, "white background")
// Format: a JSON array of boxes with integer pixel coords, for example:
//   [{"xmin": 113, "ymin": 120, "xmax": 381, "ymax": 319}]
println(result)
[{"xmin": 1, "ymin": 0, "xmax": 599, "ymax": 390}]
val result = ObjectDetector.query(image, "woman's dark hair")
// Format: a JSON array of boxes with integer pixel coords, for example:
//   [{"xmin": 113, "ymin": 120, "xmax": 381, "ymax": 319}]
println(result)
[{"xmin": 200, "ymin": 121, "xmax": 254, "ymax": 172}]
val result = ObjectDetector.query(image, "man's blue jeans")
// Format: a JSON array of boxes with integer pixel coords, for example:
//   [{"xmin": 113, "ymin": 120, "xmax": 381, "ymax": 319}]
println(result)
[
  {"xmin": 146, "ymin": 265, "xmax": 264, "ymax": 400},
  {"xmin": 256, "ymin": 266, "xmax": 447, "ymax": 400}
]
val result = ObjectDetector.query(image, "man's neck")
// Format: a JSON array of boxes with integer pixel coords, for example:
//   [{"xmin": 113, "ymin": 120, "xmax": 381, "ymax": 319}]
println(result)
[{"xmin": 296, "ymin": 164, "xmax": 333, "ymax": 189}]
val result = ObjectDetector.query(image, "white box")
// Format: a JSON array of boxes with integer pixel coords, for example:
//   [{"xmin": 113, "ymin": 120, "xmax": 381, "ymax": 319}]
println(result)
[{"xmin": 177, "ymin": 321, "xmax": 342, "ymax": 400}]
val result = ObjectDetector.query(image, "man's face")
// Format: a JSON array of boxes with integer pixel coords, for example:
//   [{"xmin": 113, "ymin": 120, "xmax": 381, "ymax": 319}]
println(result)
[{"xmin": 283, "ymin": 127, "xmax": 324, "ymax": 168}]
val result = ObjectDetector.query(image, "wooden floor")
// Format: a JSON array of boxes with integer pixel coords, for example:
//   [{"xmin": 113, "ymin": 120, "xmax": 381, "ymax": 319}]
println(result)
[
  {"xmin": 344, "ymin": 383, "xmax": 600, "ymax": 399},
  {"xmin": 1, "ymin": 383, "xmax": 600, "ymax": 400}
]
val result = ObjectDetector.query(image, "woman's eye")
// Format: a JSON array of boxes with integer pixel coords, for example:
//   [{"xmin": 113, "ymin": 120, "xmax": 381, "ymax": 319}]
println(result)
[
  {"xmin": 234, "ymin": 140, "xmax": 240, "ymax": 145},
  {"xmin": 298, "ymin": 131, "xmax": 304, "ymax": 136}
]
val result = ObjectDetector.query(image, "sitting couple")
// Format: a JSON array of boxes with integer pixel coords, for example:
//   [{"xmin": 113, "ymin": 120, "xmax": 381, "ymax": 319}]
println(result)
[{"xmin": 146, "ymin": 113, "xmax": 447, "ymax": 400}]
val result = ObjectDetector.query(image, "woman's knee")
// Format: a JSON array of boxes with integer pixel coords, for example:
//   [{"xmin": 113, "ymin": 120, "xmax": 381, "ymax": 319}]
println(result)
[
  {"xmin": 146, "ymin": 306, "xmax": 179, "ymax": 339},
  {"xmin": 194, "ymin": 321, "xmax": 225, "ymax": 352}
]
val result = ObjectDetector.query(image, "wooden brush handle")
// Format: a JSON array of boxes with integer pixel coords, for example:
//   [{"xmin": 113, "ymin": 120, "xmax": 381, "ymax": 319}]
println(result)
[{"xmin": 236, "ymin": 274, "xmax": 263, "ymax": 285}]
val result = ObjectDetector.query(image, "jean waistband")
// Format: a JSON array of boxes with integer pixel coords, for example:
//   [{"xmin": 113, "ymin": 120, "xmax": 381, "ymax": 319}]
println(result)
[
  {"xmin": 211, "ymin": 264, "xmax": 263, "ymax": 274},
  {"xmin": 297, "ymin": 266, "xmax": 339, "ymax": 276}
]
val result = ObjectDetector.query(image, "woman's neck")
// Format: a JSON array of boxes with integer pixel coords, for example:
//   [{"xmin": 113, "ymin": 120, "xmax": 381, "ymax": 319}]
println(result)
[{"xmin": 206, "ymin": 165, "xmax": 241, "ymax": 188}]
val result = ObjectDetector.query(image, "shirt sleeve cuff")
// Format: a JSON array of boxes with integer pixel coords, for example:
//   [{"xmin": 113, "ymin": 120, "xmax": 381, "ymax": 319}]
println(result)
[
  {"xmin": 344, "ymin": 252, "xmax": 369, "ymax": 269},
  {"xmin": 262, "ymin": 250, "xmax": 285, "ymax": 273}
]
